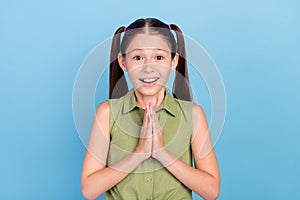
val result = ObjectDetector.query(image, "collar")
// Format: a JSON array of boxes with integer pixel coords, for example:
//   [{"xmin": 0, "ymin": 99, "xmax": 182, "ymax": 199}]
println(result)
[{"xmin": 122, "ymin": 89, "xmax": 177, "ymax": 117}]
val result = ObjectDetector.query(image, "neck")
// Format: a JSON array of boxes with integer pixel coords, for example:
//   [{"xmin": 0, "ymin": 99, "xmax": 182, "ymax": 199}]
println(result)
[{"xmin": 134, "ymin": 88, "xmax": 166, "ymax": 109}]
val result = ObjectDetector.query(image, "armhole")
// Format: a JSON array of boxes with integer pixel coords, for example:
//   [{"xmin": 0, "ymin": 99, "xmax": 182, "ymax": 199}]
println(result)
[
  {"xmin": 177, "ymin": 99, "xmax": 194, "ymax": 166},
  {"xmin": 107, "ymin": 98, "xmax": 123, "ymax": 139},
  {"xmin": 178, "ymin": 99, "xmax": 194, "ymax": 136},
  {"xmin": 107, "ymin": 99, "xmax": 113, "ymax": 136}
]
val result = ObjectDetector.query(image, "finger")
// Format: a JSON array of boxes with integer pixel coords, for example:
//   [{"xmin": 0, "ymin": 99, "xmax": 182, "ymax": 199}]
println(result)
[
  {"xmin": 146, "ymin": 114, "xmax": 152, "ymax": 138},
  {"xmin": 153, "ymin": 112, "xmax": 161, "ymax": 136},
  {"xmin": 140, "ymin": 104, "xmax": 150, "ymax": 140},
  {"xmin": 141, "ymin": 115, "xmax": 151, "ymax": 139},
  {"xmin": 142, "ymin": 103, "xmax": 150, "ymax": 126},
  {"xmin": 149, "ymin": 102, "xmax": 157, "ymax": 134},
  {"xmin": 150, "ymin": 102, "xmax": 155, "ymax": 117},
  {"xmin": 146, "ymin": 102, "xmax": 149, "ymax": 113},
  {"xmin": 150, "ymin": 102, "xmax": 156, "ymax": 133},
  {"xmin": 149, "ymin": 101, "xmax": 154, "ymax": 115}
]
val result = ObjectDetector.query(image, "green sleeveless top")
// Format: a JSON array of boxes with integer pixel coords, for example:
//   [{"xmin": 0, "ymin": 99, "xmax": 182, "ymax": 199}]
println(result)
[{"xmin": 106, "ymin": 89, "xmax": 193, "ymax": 200}]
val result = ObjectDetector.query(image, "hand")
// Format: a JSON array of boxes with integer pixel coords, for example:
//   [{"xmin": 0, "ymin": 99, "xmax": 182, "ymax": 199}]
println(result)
[
  {"xmin": 134, "ymin": 103, "xmax": 152, "ymax": 160},
  {"xmin": 149, "ymin": 102, "xmax": 165, "ymax": 159}
]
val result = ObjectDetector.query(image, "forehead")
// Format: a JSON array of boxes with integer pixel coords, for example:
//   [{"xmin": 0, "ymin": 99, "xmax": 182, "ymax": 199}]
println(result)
[{"xmin": 126, "ymin": 34, "xmax": 170, "ymax": 53}]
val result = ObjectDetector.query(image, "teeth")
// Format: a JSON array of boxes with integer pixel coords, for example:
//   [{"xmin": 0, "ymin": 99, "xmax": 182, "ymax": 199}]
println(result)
[{"xmin": 143, "ymin": 78, "xmax": 156, "ymax": 83}]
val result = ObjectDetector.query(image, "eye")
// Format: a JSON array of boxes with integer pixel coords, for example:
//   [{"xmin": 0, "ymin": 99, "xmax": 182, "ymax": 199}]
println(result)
[
  {"xmin": 156, "ymin": 56, "xmax": 164, "ymax": 60},
  {"xmin": 133, "ymin": 55, "xmax": 142, "ymax": 60}
]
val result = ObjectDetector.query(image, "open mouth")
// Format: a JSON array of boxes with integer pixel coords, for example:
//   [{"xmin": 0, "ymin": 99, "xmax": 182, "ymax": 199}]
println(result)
[{"xmin": 139, "ymin": 77, "xmax": 159, "ymax": 84}]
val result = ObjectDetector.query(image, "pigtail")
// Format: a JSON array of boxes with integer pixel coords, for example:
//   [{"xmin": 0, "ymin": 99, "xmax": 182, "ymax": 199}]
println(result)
[
  {"xmin": 109, "ymin": 26, "xmax": 128, "ymax": 99},
  {"xmin": 169, "ymin": 24, "xmax": 192, "ymax": 101}
]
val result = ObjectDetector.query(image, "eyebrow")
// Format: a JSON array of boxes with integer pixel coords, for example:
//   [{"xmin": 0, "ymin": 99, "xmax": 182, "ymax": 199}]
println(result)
[{"xmin": 126, "ymin": 48, "xmax": 170, "ymax": 54}]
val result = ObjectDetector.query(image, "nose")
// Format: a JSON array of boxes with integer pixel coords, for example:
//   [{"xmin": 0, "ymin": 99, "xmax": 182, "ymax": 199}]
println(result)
[
  {"xmin": 142, "ymin": 58, "xmax": 155, "ymax": 73},
  {"xmin": 143, "ymin": 64, "xmax": 154, "ymax": 73}
]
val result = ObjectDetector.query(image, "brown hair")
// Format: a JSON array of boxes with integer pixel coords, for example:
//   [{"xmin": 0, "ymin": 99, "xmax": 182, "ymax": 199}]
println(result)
[{"xmin": 109, "ymin": 18, "xmax": 191, "ymax": 101}]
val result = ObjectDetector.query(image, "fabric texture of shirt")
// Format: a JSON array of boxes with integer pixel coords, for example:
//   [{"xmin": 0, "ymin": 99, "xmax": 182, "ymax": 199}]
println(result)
[{"xmin": 106, "ymin": 89, "xmax": 194, "ymax": 200}]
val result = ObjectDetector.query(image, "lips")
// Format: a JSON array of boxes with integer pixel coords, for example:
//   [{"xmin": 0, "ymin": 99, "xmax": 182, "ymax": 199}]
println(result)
[{"xmin": 139, "ymin": 77, "xmax": 159, "ymax": 83}]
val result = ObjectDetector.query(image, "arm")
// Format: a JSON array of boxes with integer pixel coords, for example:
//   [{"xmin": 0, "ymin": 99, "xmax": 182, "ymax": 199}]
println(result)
[
  {"xmin": 81, "ymin": 101, "xmax": 151, "ymax": 200},
  {"xmin": 153, "ymin": 104, "xmax": 220, "ymax": 200}
]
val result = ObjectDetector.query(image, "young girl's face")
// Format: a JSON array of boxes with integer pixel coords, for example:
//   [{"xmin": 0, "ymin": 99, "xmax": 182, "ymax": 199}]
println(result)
[{"xmin": 118, "ymin": 33, "xmax": 179, "ymax": 97}]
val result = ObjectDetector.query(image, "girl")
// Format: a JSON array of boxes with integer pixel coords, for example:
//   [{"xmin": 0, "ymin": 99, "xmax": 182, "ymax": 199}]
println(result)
[{"xmin": 81, "ymin": 18, "xmax": 220, "ymax": 200}]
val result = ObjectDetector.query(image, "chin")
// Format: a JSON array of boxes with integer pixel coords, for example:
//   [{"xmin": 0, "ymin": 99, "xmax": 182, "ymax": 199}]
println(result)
[{"xmin": 134, "ymin": 85, "xmax": 165, "ymax": 96}]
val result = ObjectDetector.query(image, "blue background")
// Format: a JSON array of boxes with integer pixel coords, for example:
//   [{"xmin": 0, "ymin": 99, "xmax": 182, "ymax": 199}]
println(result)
[{"xmin": 1, "ymin": 0, "xmax": 299, "ymax": 199}]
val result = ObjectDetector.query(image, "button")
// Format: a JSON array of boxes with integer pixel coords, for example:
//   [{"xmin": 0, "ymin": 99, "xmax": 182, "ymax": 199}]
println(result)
[{"xmin": 146, "ymin": 176, "xmax": 152, "ymax": 182}]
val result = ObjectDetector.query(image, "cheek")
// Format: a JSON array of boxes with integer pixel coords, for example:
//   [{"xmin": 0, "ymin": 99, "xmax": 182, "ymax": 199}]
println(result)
[
  {"xmin": 124, "ymin": 60, "xmax": 141, "ymax": 72},
  {"xmin": 126, "ymin": 64, "xmax": 142, "ymax": 75},
  {"xmin": 127, "ymin": 70, "xmax": 137, "ymax": 79},
  {"xmin": 126, "ymin": 70, "xmax": 140, "ymax": 86},
  {"xmin": 156, "ymin": 64, "xmax": 173, "ymax": 74}
]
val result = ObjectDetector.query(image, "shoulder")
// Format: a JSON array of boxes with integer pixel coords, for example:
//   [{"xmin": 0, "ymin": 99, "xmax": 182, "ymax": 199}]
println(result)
[
  {"xmin": 191, "ymin": 103, "xmax": 209, "ymax": 140},
  {"xmin": 96, "ymin": 100, "xmax": 109, "ymax": 114},
  {"xmin": 95, "ymin": 97, "xmax": 127, "ymax": 120},
  {"xmin": 192, "ymin": 103, "xmax": 206, "ymax": 120},
  {"xmin": 95, "ymin": 100, "xmax": 110, "ymax": 117}
]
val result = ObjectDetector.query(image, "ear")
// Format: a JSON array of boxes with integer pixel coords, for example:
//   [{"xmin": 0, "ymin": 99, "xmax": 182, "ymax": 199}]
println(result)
[
  {"xmin": 171, "ymin": 53, "xmax": 179, "ymax": 70},
  {"xmin": 118, "ymin": 53, "xmax": 127, "ymax": 71}
]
